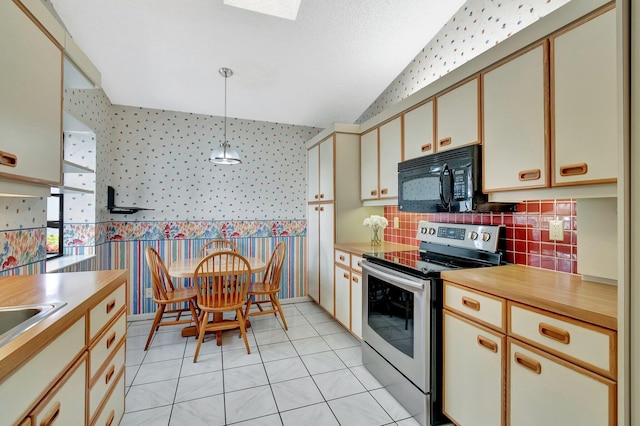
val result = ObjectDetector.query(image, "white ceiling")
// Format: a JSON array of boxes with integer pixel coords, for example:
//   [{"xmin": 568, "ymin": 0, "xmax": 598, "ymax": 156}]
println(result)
[{"xmin": 50, "ymin": 0, "xmax": 465, "ymax": 128}]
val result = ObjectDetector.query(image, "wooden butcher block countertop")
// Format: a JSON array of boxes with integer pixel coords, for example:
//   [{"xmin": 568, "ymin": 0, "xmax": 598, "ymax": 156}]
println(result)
[
  {"xmin": 0, "ymin": 270, "xmax": 128, "ymax": 383},
  {"xmin": 334, "ymin": 241, "xmax": 417, "ymax": 257},
  {"xmin": 441, "ymin": 264, "xmax": 617, "ymax": 330}
]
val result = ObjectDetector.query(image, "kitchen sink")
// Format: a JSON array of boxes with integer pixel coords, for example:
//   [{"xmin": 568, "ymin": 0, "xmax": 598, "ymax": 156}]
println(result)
[{"xmin": 0, "ymin": 302, "xmax": 67, "ymax": 348}]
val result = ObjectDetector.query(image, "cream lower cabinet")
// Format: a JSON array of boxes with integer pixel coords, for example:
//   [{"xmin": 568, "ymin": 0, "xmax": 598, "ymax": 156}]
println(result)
[
  {"xmin": 335, "ymin": 264, "xmax": 350, "ymax": 327},
  {"xmin": 509, "ymin": 339, "xmax": 615, "ymax": 426},
  {"xmin": 333, "ymin": 250, "xmax": 364, "ymax": 339},
  {"xmin": 308, "ymin": 203, "xmax": 335, "ymax": 314},
  {"xmin": 443, "ymin": 311, "xmax": 504, "ymax": 426}
]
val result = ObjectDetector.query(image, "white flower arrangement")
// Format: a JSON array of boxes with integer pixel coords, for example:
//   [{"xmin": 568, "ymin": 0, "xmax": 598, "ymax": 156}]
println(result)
[{"xmin": 362, "ymin": 215, "xmax": 389, "ymax": 229}]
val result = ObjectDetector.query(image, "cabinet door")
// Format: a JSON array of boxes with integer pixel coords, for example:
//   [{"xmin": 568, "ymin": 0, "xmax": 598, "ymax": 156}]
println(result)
[
  {"xmin": 378, "ymin": 117, "xmax": 401, "ymax": 198},
  {"xmin": 551, "ymin": 7, "xmax": 616, "ymax": 186},
  {"xmin": 319, "ymin": 137, "xmax": 334, "ymax": 202},
  {"xmin": 509, "ymin": 339, "xmax": 615, "ymax": 426},
  {"xmin": 350, "ymin": 272, "xmax": 362, "ymax": 338},
  {"xmin": 0, "ymin": 0, "xmax": 62, "ymax": 186},
  {"xmin": 483, "ymin": 43, "xmax": 548, "ymax": 191},
  {"xmin": 360, "ymin": 129, "xmax": 379, "ymax": 200},
  {"xmin": 335, "ymin": 265, "xmax": 350, "ymax": 327},
  {"xmin": 443, "ymin": 311, "xmax": 504, "ymax": 426},
  {"xmin": 436, "ymin": 76, "xmax": 481, "ymax": 152},
  {"xmin": 307, "ymin": 145, "xmax": 319, "ymax": 202},
  {"xmin": 403, "ymin": 101, "xmax": 435, "ymax": 160},
  {"xmin": 319, "ymin": 203, "xmax": 335, "ymax": 314},
  {"xmin": 307, "ymin": 205, "xmax": 319, "ymax": 302}
]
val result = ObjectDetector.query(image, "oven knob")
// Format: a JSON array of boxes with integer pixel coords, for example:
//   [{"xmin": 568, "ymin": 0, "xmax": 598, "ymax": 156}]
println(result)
[
  {"xmin": 482, "ymin": 232, "xmax": 491, "ymax": 242},
  {"xmin": 428, "ymin": 227, "xmax": 436, "ymax": 235},
  {"xmin": 420, "ymin": 227, "xmax": 428, "ymax": 234},
  {"xmin": 469, "ymin": 231, "xmax": 478, "ymax": 240}
]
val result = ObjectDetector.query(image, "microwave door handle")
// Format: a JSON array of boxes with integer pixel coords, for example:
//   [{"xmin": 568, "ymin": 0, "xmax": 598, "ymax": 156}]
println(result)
[{"xmin": 439, "ymin": 163, "xmax": 451, "ymax": 210}]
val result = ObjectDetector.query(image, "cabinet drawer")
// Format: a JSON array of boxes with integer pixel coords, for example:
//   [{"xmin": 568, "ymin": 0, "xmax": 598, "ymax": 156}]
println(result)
[
  {"xmin": 509, "ymin": 303, "xmax": 616, "ymax": 378},
  {"xmin": 444, "ymin": 282, "xmax": 505, "ymax": 331},
  {"xmin": 89, "ymin": 284, "xmax": 126, "ymax": 341},
  {"xmin": 351, "ymin": 255, "xmax": 363, "ymax": 273},
  {"xmin": 91, "ymin": 368, "xmax": 125, "ymax": 426},
  {"xmin": 509, "ymin": 339, "xmax": 616, "ymax": 426},
  {"xmin": 89, "ymin": 311, "xmax": 126, "ymax": 380},
  {"xmin": 335, "ymin": 250, "xmax": 350, "ymax": 268},
  {"xmin": 29, "ymin": 355, "xmax": 87, "ymax": 426},
  {"xmin": 89, "ymin": 341, "xmax": 125, "ymax": 421},
  {"xmin": 0, "ymin": 317, "xmax": 85, "ymax": 424}
]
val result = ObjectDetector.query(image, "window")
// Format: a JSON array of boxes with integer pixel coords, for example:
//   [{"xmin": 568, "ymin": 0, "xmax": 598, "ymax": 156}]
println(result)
[{"xmin": 46, "ymin": 194, "xmax": 63, "ymax": 259}]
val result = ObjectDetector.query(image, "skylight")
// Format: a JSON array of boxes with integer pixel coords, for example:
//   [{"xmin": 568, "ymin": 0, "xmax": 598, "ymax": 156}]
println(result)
[{"xmin": 224, "ymin": 0, "xmax": 302, "ymax": 20}]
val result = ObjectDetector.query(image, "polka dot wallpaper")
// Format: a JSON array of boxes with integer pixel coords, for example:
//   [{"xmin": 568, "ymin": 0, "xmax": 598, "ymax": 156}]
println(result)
[{"xmin": 356, "ymin": 0, "xmax": 571, "ymax": 123}]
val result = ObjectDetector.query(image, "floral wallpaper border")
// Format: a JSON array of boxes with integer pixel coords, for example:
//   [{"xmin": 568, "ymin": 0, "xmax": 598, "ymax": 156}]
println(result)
[{"xmin": 1, "ymin": 228, "xmax": 46, "ymax": 271}]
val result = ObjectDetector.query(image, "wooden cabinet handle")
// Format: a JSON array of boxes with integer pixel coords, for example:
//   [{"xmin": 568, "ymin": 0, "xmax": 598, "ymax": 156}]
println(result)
[
  {"xmin": 357, "ymin": 261, "xmax": 362, "ymax": 267},
  {"xmin": 106, "ymin": 299, "xmax": 116, "ymax": 314},
  {"xmin": 439, "ymin": 137, "xmax": 452, "ymax": 147},
  {"xmin": 380, "ymin": 188, "xmax": 388, "ymax": 195},
  {"xmin": 0, "ymin": 151, "xmax": 17, "ymax": 167},
  {"xmin": 519, "ymin": 169, "xmax": 541, "ymax": 181},
  {"xmin": 421, "ymin": 143, "xmax": 432, "ymax": 152},
  {"xmin": 319, "ymin": 193, "xmax": 325, "ymax": 199},
  {"xmin": 352, "ymin": 276, "xmax": 359, "ymax": 283},
  {"xmin": 319, "ymin": 206, "xmax": 324, "ymax": 212},
  {"xmin": 41, "ymin": 401, "xmax": 61, "ymax": 426},
  {"xmin": 538, "ymin": 322, "xmax": 570, "ymax": 344},
  {"xmin": 106, "ymin": 331, "xmax": 117, "ymax": 349},
  {"xmin": 514, "ymin": 352, "xmax": 542, "ymax": 374},
  {"xmin": 461, "ymin": 296, "xmax": 480, "ymax": 311},
  {"xmin": 105, "ymin": 365, "xmax": 115, "ymax": 385},
  {"xmin": 314, "ymin": 194, "xmax": 319, "ymax": 199},
  {"xmin": 343, "ymin": 272, "xmax": 349, "ymax": 279},
  {"xmin": 106, "ymin": 410, "xmax": 115, "ymax": 426},
  {"xmin": 314, "ymin": 206, "xmax": 319, "ymax": 211},
  {"xmin": 477, "ymin": 335, "xmax": 498, "ymax": 353},
  {"xmin": 370, "ymin": 189, "xmax": 378, "ymax": 196},
  {"xmin": 339, "ymin": 255, "xmax": 345, "ymax": 261},
  {"xmin": 559, "ymin": 163, "xmax": 588, "ymax": 176}
]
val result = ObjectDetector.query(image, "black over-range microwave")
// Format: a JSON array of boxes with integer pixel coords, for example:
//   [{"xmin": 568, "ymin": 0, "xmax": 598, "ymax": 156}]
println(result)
[{"xmin": 397, "ymin": 145, "xmax": 516, "ymax": 213}]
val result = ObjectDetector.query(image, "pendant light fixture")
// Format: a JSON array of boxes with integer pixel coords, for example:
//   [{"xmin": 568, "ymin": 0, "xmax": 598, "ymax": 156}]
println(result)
[{"xmin": 209, "ymin": 67, "xmax": 241, "ymax": 164}]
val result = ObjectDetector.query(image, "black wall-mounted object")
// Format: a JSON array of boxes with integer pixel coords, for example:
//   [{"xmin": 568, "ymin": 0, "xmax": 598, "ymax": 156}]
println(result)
[{"xmin": 107, "ymin": 186, "xmax": 154, "ymax": 214}]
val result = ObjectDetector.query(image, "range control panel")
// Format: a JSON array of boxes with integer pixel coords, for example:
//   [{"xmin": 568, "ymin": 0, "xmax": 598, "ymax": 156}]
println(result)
[{"xmin": 417, "ymin": 221, "xmax": 503, "ymax": 252}]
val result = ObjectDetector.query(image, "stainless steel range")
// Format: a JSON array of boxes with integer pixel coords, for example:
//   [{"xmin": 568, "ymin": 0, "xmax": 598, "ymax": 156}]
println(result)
[{"xmin": 362, "ymin": 221, "xmax": 506, "ymax": 426}]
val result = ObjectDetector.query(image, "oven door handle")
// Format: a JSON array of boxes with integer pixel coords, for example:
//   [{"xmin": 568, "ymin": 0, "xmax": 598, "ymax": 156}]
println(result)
[{"xmin": 362, "ymin": 262, "xmax": 426, "ymax": 291}]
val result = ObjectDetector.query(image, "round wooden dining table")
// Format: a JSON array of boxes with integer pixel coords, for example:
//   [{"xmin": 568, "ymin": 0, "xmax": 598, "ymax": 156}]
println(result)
[{"xmin": 168, "ymin": 256, "xmax": 266, "ymax": 341}]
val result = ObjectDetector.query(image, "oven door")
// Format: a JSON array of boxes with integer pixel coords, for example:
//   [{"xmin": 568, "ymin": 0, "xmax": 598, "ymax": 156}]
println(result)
[{"xmin": 362, "ymin": 261, "xmax": 429, "ymax": 392}]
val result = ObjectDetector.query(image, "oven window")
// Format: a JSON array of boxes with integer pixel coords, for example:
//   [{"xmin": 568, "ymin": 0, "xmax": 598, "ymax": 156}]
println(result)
[{"xmin": 367, "ymin": 274, "xmax": 414, "ymax": 357}]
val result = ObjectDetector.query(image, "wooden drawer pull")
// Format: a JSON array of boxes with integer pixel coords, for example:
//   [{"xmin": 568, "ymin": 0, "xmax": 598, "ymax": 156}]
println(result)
[
  {"xmin": 380, "ymin": 188, "xmax": 388, "ymax": 195},
  {"xmin": 314, "ymin": 206, "xmax": 319, "ymax": 211},
  {"xmin": 370, "ymin": 190, "xmax": 378, "ymax": 196},
  {"xmin": 559, "ymin": 163, "xmax": 588, "ymax": 176},
  {"xmin": 106, "ymin": 299, "xmax": 116, "ymax": 314},
  {"xmin": 461, "ymin": 296, "xmax": 480, "ymax": 311},
  {"xmin": 105, "ymin": 365, "xmax": 115, "ymax": 385},
  {"xmin": 0, "ymin": 151, "xmax": 18, "ymax": 167},
  {"xmin": 343, "ymin": 272, "xmax": 349, "ymax": 279},
  {"xmin": 41, "ymin": 401, "xmax": 61, "ymax": 426},
  {"xmin": 319, "ymin": 206, "xmax": 324, "ymax": 212},
  {"xmin": 106, "ymin": 331, "xmax": 117, "ymax": 349},
  {"xmin": 538, "ymin": 322, "xmax": 570, "ymax": 344},
  {"xmin": 514, "ymin": 352, "xmax": 542, "ymax": 374},
  {"xmin": 352, "ymin": 276, "xmax": 359, "ymax": 283},
  {"xmin": 439, "ymin": 137, "xmax": 452, "ymax": 147},
  {"xmin": 319, "ymin": 193, "xmax": 325, "ymax": 199},
  {"xmin": 339, "ymin": 255, "xmax": 345, "ymax": 261},
  {"xmin": 421, "ymin": 143, "xmax": 432, "ymax": 152},
  {"xmin": 357, "ymin": 261, "xmax": 362, "ymax": 267},
  {"xmin": 477, "ymin": 335, "xmax": 498, "ymax": 353},
  {"xmin": 519, "ymin": 169, "xmax": 541, "ymax": 181},
  {"xmin": 314, "ymin": 194, "xmax": 319, "ymax": 199},
  {"xmin": 106, "ymin": 410, "xmax": 115, "ymax": 426}
]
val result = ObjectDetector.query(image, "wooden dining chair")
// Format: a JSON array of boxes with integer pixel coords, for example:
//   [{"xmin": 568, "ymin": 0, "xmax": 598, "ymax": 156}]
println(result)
[
  {"xmin": 192, "ymin": 251, "xmax": 252, "ymax": 362},
  {"xmin": 243, "ymin": 242, "xmax": 288, "ymax": 330},
  {"xmin": 197, "ymin": 238, "xmax": 237, "ymax": 258},
  {"xmin": 144, "ymin": 247, "xmax": 199, "ymax": 351}
]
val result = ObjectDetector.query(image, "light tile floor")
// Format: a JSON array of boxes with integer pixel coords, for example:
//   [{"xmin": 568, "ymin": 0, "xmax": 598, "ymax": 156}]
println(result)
[{"xmin": 122, "ymin": 301, "xmax": 421, "ymax": 426}]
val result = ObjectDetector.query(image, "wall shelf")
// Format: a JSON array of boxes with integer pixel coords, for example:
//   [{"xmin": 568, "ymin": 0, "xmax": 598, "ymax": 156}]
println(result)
[
  {"xmin": 107, "ymin": 185, "xmax": 153, "ymax": 214},
  {"xmin": 51, "ymin": 186, "xmax": 94, "ymax": 195},
  {"xmin": 63, "ymin": 160, "xmax": 94, "ymax": 174}
]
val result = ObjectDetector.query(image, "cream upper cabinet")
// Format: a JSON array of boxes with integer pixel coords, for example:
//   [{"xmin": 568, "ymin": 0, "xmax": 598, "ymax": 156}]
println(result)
[
  {"xmin": 378, "ymin": 117, "xmax": 401, "ymax": 199},
  {"xmin": 483, "ymin": 43, "xmax": 549, "ymax": 192},
  {"xmin": 436, "ymin": 76, "xmax": 481, "ymax": 152},
  {"xmin": 0, "ymin": 0, "xmax": 63, "ymax": 186},
  {"xmin": 308, "ymin": 138, "xmax": 334, "ymax": 202},
  {"xmin": 360, "ymin": 129, "xmax": 379, "ymax": 200},
  {"xmin": 319, "ymin": 138, "xmax": 334, "ymax": 201},
  {"xmin": 551, "ymin": 6, "xmax": 616, "ymax": 186},
  {"xmin": 403, "ymin": 100, "xmax": 435, "ymax": 160}
]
